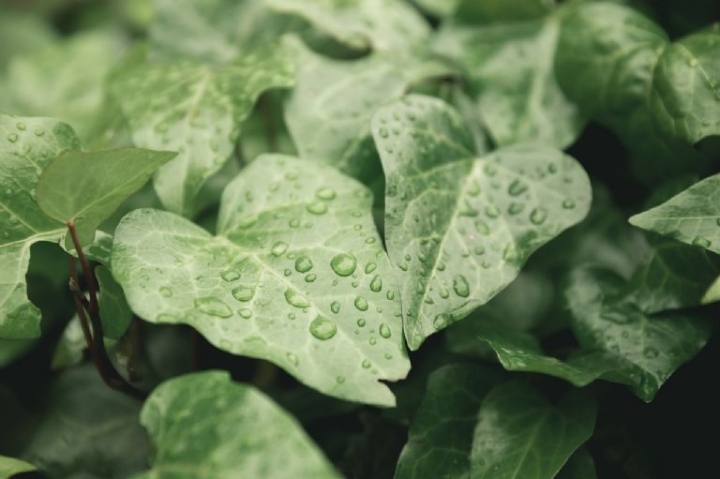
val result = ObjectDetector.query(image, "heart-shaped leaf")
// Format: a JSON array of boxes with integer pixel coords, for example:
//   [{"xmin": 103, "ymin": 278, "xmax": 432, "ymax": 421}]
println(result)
[
  {"xmin": 112, "ymin": 155, "xmax": 409, "ymax": 405},
  {"xmin": 131, "ymin": 371, "xmax": 339, "ymax": 479},
  {"xmin": 371, "ymin": 95, "xmax": 591, "ymax": 349},
  {"xmin": 0, "ymin": 455, "xmax": 35, "ymax": 478}
]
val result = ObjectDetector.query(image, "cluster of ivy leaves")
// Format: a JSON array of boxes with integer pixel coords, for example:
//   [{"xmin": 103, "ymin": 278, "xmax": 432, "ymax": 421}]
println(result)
[{"xmin": 1, "ymin": 0, "xmax": 719, "ymax": 477}]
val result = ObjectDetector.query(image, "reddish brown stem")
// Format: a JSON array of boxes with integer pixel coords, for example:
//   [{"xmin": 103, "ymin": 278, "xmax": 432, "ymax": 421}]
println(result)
[{"xmin": 67, "ymin": 220, "xmax": 99, "ymax": 313}]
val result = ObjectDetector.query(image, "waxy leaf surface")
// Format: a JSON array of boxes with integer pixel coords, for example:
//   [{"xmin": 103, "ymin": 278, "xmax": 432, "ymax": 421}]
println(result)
[
  {"xmin": 36, "ymin": 148, "xmax": 175, "ymax": 246},
  {"xmin": 112, "ymin": 155, "xmax": 409, "ymax": 405},
  {"xmin": 110, "ymin": 44, "xmax": 294, "ymax": 216},
  {"xmin": 372, "ymin": 95, "xmax": 591, "ymax": 349},
  {"xmin": 0, "ymin": 455, "xmax": 35, "ymax": 478},
  {"xmin": 132, "ymin": 371, "xmax": 339, "ymax": 479},
  {"xmin": 0, "ymin": 115, "xmax": 79, "ymax": 339}
]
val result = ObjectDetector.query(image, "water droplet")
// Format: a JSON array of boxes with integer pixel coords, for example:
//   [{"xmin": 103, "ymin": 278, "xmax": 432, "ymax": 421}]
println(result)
[
  {"xmin": 508, "ymin": 202, "xmax": 525, "ymax": 215},
  {"xmin": 295, "ymin": 255, "xmax": 314, "ymax": 273},
  {"xmin": 386, "ymin": 290, "xmax": 395, "ymax": 300},
  {"xmin": 313, "ymin": 187, "xmax": 336, "ymax": 201},
  {"xmin": 379, "ymin": 323, "xmax": 391, "ymax": 338},
  {"xmin": 305, "ymin": 274, "xmax": 316, "ymax": 282},
  {"xmin": 220, "ymin": 270, "xmax": 240, "ymax": 282},
  {"xmin": 452, "ymin": 275, "xmax": 470, "ymax": 297},
  {"xmin": 369, "ymin": 275, "xmax": 382, "ymax": 292},
  {"xmin": 503, "ymin": 243, "xmax": 519, "ymax": 262},
  {"xmin": 159, "ymin": 286, "xmax": 173, "ymax": 298},
  {"xmin": 508, "ymin": 179, "xmax": 527, "ymax": 196},
  {"xmin": 643, "ymin": 347, "xmax": 659, "ymax": 359},
  {"xmin": 307, "ymin": 201, "xmax": 328, "ymax": 215},
  {"xmin": 330, "ymin": 301, "xmax": 341, "ymax": 314},
  {"xmin": 15, "ymin": 122, "xmax": 26, "ymax": 131},
  {"xmin": 194, "ymin": 297, "xmax": 232, "ymax": 318},
  {"xmin": 336, "ymin": 376, "xmax": 345, "ymax": 383},
  {"xmin": 433, "ymin": 314, "xmax": 450, "ymax": 330},
  {"xmin": 7, "ymin": 133, "xmax": 18, "ymax": 143},
  {"xmin": 271, "ymin": 241, "xmax": 288, "ymax": 256},
  {"xmin": 474, "ymin": 246, "xmax": 485, "ymax": 255},
  {"xmin": 485, "ymin": 205, "xmax": 500, "ymax": 218},
  {"xmin": 439, "ymin": 288, "xmax": 450, "ymax": 299},
  {"xmin": 309, "ymin": 315, "xmax": 337, "ymax": 340},
  {"xmin": 484, "ymin": 164, "xmax": 497, "ymax": 176},
  {"xmin": 284, "ymin": 269, "xmax": 292, "ymax": 276},
  {"xmin": 362, "ymin": 359, "xmax": 372, "ymax": 369},
  {"xmin": 354, "ymin": 296, "xmax": 369, "ymax": 311},
  {"xmin": 331, "ymin": 253, "xmax": 357, "ymax": 276},
  {"xmin": 357, "ymin": 318, "xmax": 366, "ymax": 327},
  {"xmin": 289, "ymin": 218, "xmax": 301, "ymax": 228},
  {"xmin": 287, "ymin": 352, "xmax": 299, "ymax": 366},
  {"xmin": 238, "ymin": 308, "xmax": 252, "ymax": 319},
  {"xmin": 232, "ymin": 286, "xmax": 255, "ymax": 302},
  {"xmin": 378, "ymin": 126, "xmax": 389, "ymax": 138},
  {"xmin": 692, "ymin": 236, "xmax": 711, "ymax": 248},
  {"xmin": 475, "ymin": 219, "xmax": 490, "ymax": 235},
  {"xmin": 530, "ymin": 207, "xmax": 547, "ymax": 225},
  {"xmin": 369, "ymin": 337, "xmax": 377, "ymax": 345},
  {"xmin": 34, "ymin": 128, "xmax": 44, "ymax": 137},
  {"xmin": 562, "ymin": 199, "xmax": 576, "ymax": 209},
  {"xmin": 285, "ymin": 288, "xmax": 310, "ymax": 308},
  {"xmin": 365, "ymin": 262, "xmax": 377, "ymax": 274}
]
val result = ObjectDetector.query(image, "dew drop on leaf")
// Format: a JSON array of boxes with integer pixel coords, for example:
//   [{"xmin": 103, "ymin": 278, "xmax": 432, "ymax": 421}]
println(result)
[
  {"xmin": 7, "ymin": 133, "xmax": 18, "ymax": 143},
  {"xmin": 354, "ymin": 296, "xmax": 369, "ymax": 311},
  {"xmin": 159, "ymin": 286, "xmax": 173, "ymax": 298},
  {"xmin": 365, "ymin": 262, "xmax": 377, "ymax": 274},
  {"xmin": 238, "ymin": 308, "xmax": 252, "ymax": 319},
  {"xmin": 220, "ymin": 270, "xmax": 240, "ymax": 282},
  {"xmin": 369, "ymin": 275, "xmax": 382, "ymax": 292},
  {"xmin": 315, "ymin": 187, "xmax": 336, "ymax": 200},
  {"xmin": 357, "ymin": 318, "xmax": 366, "ymax": 327},
  {"xmin": 433, "ymin": 314, "xmax": 449, "ymax": 330},
  {"xmin": 330, "ymin": 253, "xmax": 357, "ymax": 276},
  {"xmin": 485, "ymin": 205, "xmax": 500, "ymax": 218},
  {"xmin": 305, "ymin": 274, "xmax": 316, "ymax": 282},
  {"xmin": 643, "ymin": 347, "xmax": 660, "ymax": 359},
  {"xmin": 330, "ymin": 301, "xmax": 341, "ymax": 314},
  {"xmin": 452, "ymin": 275, "xmax": 470, "ymax": 298},
  {"xmin": 232, "ymin": 286, "xmax": 255, "ymax": 302},
  {"xmin": 475, "ymin": 220, "xmax": 491, "ymax": 235},
  {"xmin": 271, "ymin": 241, "xmax": 288, "ymax": 256},
  {"xmin": 286, "ymin": 352, "xmax": 299, "ymax": 366},
  {"xmin": 562, "ymin": 199, "xmax": 576, "ymax": 209},
  {"xmin": 379, "ymin": 323, "xmax": 391, "ymax": 339},
  {"xmin": 530, "ymin": 207, "xmax": 547, "ymax": 225},
  {"xmin": 692, "ymin": 236, "xmax": 712, "ymax": 248},
  {"xmin": 309, "ymin": 315, "xmax": 337, "ymax": 340},
  {"xmin": 306, "ymin": 201, "xmax": 328, "ymax": 215},
  {"xmin": 294, "ymin": 255, "xmax": 314, "ymax": 273},
  {"xmin": 284, "ymin": 288, "xmax": 311, "ymax": 308},
  {"xmin": 508, "ymin": 179, "xmax": 528, "ymax": 196},
  {"xmin": 362, "ymin": 359, "xmax": 372, "ymax": 369},
  {"xmin": 194, "ymin": 297, "xmax": 232, "ymax": 318},
  {"xmin": 508, "ymin": 202, "xmax": 525, "ymax": 215}
]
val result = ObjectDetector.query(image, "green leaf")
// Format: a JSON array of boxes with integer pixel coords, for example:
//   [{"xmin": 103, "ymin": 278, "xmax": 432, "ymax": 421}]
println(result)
[
  {"xmin": 97, "ymin": 266, "xmax": 133, "ymax": 340},
  {"xmin": 283, "ymin": 37, "xmax": 454, "ymax": 182},
  {"xmin": 21, "ymin": 365, "xmax": 148, "ymax": 479},
  {"xmin": 112, "ymin": 155, "xmax": 409, "ymax": 406},
  {"xmin": 0, "ymin": 11, "xmax": 54, "ymax": 70},
  {"xmin": 630, "ymin": 173, "xmax": 720, "ymax": 254},
  {"xmin": 564, "ymin": 267, "xmax": 712, "ymax": 401},
  {"xmin": 0, "ymin": 31, "xmax": 126, "ymax": 144},
  {"xmin": 413, "ymin": 0, "xmax": 459, "ymax": 18},
  {"xmin": 372, "ymin": 95, "xmax": 591, "ymax": 349},
  {"xmin": 0, "ymin": 115, "xmax": 80, "ymax": 339},
  {"xmin": 556, "ymin": 448, "xmax": 598, "ymax": 479},
  {"xmin": 702, "ymin": 274, "xmax": 720, "ymax": 304},
  {"xmin": 650, "ymin": 28, "xmax": 720, "ymax": 148},
  {"xmin": 265, "ymin": 0, "xmax": 430, "ymax": 52},
  {"xmin": 434, "ymin": 12, "xmax": 585, "ymax": 148},
  {"xmin": 131, "ymin": 371, "xmax": 339, "ymax": 479},
  {"xmin": 394, "ymin": 364, "xmax": 502, "ymax": 479},
  {"xmin": 109, "ymin": 43, "xmax": 295, "ymax": 216},
  {"xmin": 0, "ymin": 455, "xmax": 35, "ymax": 479},
  {"xmin": 0, "ymin": 339, "xmax": 36, "ymax": 369},
  {"xmin": 50, "ymin": 316, "xmax": 87, "ymax": 370},
  {"xmin": 453, "ymin": 0, "xmax": 555, "ymax": 24},
  {"xmin": 470, "ymin": 382, "xmax": 596, "ymax": 479},
  {"xmin": 35, "ymin": 148, "xmax": 176, "ymax": 246}
]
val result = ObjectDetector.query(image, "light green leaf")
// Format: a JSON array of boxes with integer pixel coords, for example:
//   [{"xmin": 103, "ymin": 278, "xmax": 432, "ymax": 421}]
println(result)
[
  {"xmin": 21, "ymin": 365, "xmax": 148, "ymax": 479},
  {"xmin": 564, "ymin": 267, "xmax": 712, "ymax": 401},
  {"xmin": 413, "ymin": 0, "xmax": 459, "ymax": 18},
  {"xmin": 372, "ymin": 95, "xmax": 591, "ymax": 349},
  {"xmin": 434, "ymin": 12, "xmax": 585, "ymax": 148},
  {"xmin": 283, "ymin": 37, "xmax": 454, "ymax": 182},
  {"xmin": 0, "ymin": 31, "xmax": 126, "ymax": 144},
  {"xmin": 109, "ymin": 43, "xmax": 295, "ymax": 216},
  {"xmin": 50, "ymin": 316, "xmax": 87, "ymax": 370},
  {"xmin": 0, "ymin": 11, "xmax": 55, "ymax": 70},
  {"xmin": 0, "ymin": 455, "xmax": 35, "ymax": 479},
  {"xmin": 0, "ymin": 115, "xmax": 80, "ymax": 339},
  {"xmin": 131, "ymin": 371, "xmax": 339, "ymax": 479},
  {"xmin": 470, "ymin": 382, "xmax": 596, "ymax": 479},
  {"xmin": 630, "ymin": 173, "xmax": 720, "ymax": 254},
  {"xmin": 112, "ymin": 155, "xmax": 409, "ymax": 406},
  {"xmin": 265, "ymin": 0, "xmax": 430, "ymax": 51},
  {"xmin": 394, "ymin": 364, "xmax": 502, "ymax": 479},
  {"xmin": 36, "ymin": 148, "xmax": 176, "ymax": 246},
  {"xmin": 97, "ymin": 266, "xmax": 133, "ymax": 340},
  {"xmin": 556, "ymin": 448, "xmax": 598, "ymax": 479},
  {"xmin": 702, "ymin": 274, "xmax": 720, "ymax": 304},
  {"xmin": 650, "ymin": 28, "xmax": 720, "ymax": 147}
]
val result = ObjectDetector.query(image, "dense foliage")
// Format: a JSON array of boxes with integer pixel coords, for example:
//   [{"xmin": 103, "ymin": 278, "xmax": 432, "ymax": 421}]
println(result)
[{"xmin": 1, "ymin": 0, "xmax": 719, "ymax": 478}]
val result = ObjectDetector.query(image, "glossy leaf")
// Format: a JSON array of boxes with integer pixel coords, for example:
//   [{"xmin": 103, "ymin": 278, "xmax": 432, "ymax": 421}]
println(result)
[
  {"xmin": 96, "ymin": 266, "xmax": 133, "ymax": 340},
  {"xmin": 0, "ymin": 115, "xmax": 79, "ymax": 339},
  {"xmin": 564, "ymin": 268, "xmax": 712, "ymax": 401},
  {"xmin": 394, "ymin": 364, "xmax": 501, "ymax": 479},
  {"xmin": 556, "ymin": 448, "xmax": 598, "ymax": 479},
  {"xmin": 372, "ymin": 95, "xmax": 591, "ymax": 349},
  {"xmin": 112, "ymin": 155, "xmax": 409, "ymax": 406},
  {"xmin": 265, "ymin": 0, "xmax": 430, "ymax": 52},
  {"xmin": 21, "ymin": 365, "xmax": 148, "ymax": 478},
  {"xmin": 470, "ymin": 382, "xmax": 596, "ymax": 479},
  {"xmin": 109, "ymin": 43, "xmax": 295, "ymax": 216},
  {"xmin": 283, "ymin": 37, "xmax": 454, "ymax": 182},
  {"xmin": 630, "ymin": 173, "xmax": 720, "ymax": 255},
  {"xmin": 35, "ymin": 148, "xmax": 176, "ymax": 246},
  {"xmin": 435, "ymin": 14, "xmax": 585, "ymax": 148},
  {"xmin": 0, "ymin": 455, "xmax": 35, "ymax": 478},
  {"xmin": 131, "ymin": 371, "xmax": 339, "ymax": 479}
]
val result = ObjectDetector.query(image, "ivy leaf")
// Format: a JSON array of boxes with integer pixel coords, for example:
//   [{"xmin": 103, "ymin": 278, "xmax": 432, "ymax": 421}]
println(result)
[
  {"xmin": 0, "ymin": 339, "xmax": 36, "ymax": 369},
  {"xmin": 564, "ymin": 267, "xmax": 712, "ymax": 402},
  {"xmin": 650, "ymin": 27, "xmax": 720, "ymax": 148},
  {"xmin": 131, "ymin": 371, "xmax": 339, "ymax": 479},
  {"xmin": 702, "ymin": 274, "xmax": 720, "ymax": 304},
  {"xmin": 394, "ymin": 364, "xmax": 502, "ymax": 479},
  {"xmin": 371, "ymin": 95, "xmax": 591, "ymax": 349},
  {"xmin": 265, "ymin": 0, "xmax": 430, "ymax": 52},
  {"xmin": 0, "ymin": 10, "xmax": 54, "ymax": 70},
  {"xmin": 35, "ymin": 148, "xmax": 176, "ymax": 247},
  {"xmin": 96, "ymin": 266, "xmax": 133, "ymax": 340},
  {"xmin": 21, "ymin": 365, "xmax": 148, "ymax": 479},
  {"xmin": 283, "ymin": 37, "xmax": 454, "ymax": 182},
  {"xmin": 0, "ymin": 115, "xmax": 80, "ymax": 339},
  {"xmin": 0, "ymin": 31, "xmax": 126, "ymax": 144},
  {"xmin": 556, "ymin": 448, "xmax": 598, "ymax": 479},
  {"xmin": 112, "ymin": 155, "xmax": 409, "ymax": 406},
  {"xmin": 629, "ymin": 173, "xmax": 720, "ymax": 254},
  {"xmin": 109, "ymin": 43, "xmax": 295, "ymax": 216},
  {"xmin": 0, "ymin": 455, "xmax": 35, "ymax": 478},
  {"xmin": 434, "ymin": 11, "xmax": 585, "ymax": 148},
  {"xmin": 452, "ymin": 0, "xmax": 555, "ymax": 24}
]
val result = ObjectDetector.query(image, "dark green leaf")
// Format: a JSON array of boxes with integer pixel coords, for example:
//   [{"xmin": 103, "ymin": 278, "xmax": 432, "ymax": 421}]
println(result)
[
  {"xmin": 35, "ymin": 148, "xmax": 176, "ymax": 246},
  {"xmin": 131, "ymin": 371, "xmax": 339, "ymax": 479},
  {"xmin": 0, "ymin": 115, "xmax": 79, "ymax": 339},
  {"xmin": 453, "ymin": 0, "xmax": 554, "ymax": 24},
  {"xmin": 556, "ymin": 448, "xmax": 598, "ymax": 479},
  {"xmin": 372, "ymin": 95, "xmax": 591, "ymax": 349},
  {"xmin": 97, "ymin": 266, "xmax": 133, "ymax": 340},
  {"xmin": 0, "ymin": 339, "xmax": 36, "ymax": 369},
  {"xmin": 112, "ymin": 155, "xmax": 408, "ymax": 406}
]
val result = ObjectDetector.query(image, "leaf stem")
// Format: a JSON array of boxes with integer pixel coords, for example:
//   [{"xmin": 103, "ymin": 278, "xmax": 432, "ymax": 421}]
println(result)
[{"xmin": 67, "ymin": 220, "xmax": 99, "ymax": 312}]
